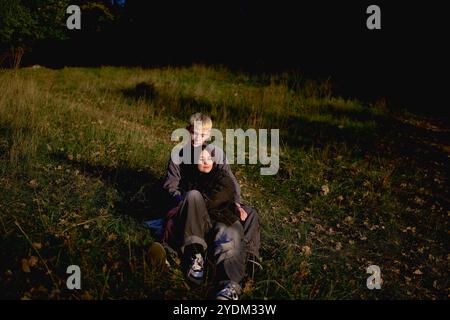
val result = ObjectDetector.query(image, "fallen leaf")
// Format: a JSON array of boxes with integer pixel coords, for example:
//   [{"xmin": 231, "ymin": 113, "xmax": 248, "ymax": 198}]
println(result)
[
  {"xmin": 21, "ymin": 294, "xmax": 31, "ymax": 300},
  {"xmin": 28, "ymin": 180, "xmax": 39, "ymax": 189},
  {"xmin": 107, "ymin": 234, "xmax": 117, "ymax": 241},
  {"xmin": 344, "ymin": 216, "xmax": 354, "ymax": 224},
  {"xmin": 243, "ymin": 279, "xmax": 254, "ymax": 294},
  {"xmin": 32, "ymin": 242, "xmax": 42, "ymax": 250},
  {"xmin": 22, "ymin": 259, "xmax": 31, "ymax": 273},
  {"xmin": 81, "ymin": 291, "xmax": 93, "ymax": 300},
  {"xmin": 148, "ymin": 242, "xmax": 167, "ymax": 270},
  {"xmin": 28, "ymin": 256, "xmax": 38, "ymax": 267},
  {"xmin": 301, "ymin": 246, "xmax": 311, "ymax": 256},
  {"xmin": 321, "ymin": 185, "xmax": 330, "ymax": 196}
]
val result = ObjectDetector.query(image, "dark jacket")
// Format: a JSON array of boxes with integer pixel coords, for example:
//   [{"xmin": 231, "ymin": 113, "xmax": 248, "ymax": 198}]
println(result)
[
  {"xmin": 163, "ymin": 144, "xmax": 241, "ymax": 205},
  {"xmin": 162, "ymin": 165, "xmax": 239, "ymax": 247},
  {"xmin": 188, "ymin": 166, "xmax": 240, "ymax": 226}
]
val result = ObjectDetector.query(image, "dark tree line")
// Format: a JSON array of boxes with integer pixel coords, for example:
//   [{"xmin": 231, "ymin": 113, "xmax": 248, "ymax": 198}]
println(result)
[{"xmin": 0, "ymin": 1, "xmax": 446, "ymax": 113}]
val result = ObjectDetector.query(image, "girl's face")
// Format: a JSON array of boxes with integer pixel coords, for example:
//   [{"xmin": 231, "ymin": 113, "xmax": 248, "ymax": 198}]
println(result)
[{"xmin": 198, "ymin": 150, "xmax": 214, "ymax": 173}]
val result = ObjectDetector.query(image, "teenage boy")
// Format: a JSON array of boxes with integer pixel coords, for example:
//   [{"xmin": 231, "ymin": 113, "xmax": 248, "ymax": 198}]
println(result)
[{"xmin": 162, "ymin": 113, "xmax": 261, "ymax": 277}]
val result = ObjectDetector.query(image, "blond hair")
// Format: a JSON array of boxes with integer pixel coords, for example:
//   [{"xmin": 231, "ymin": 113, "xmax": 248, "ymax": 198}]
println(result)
[{"xmin": 188, "ymin": 112, "xmax": 212, "ymax": 130}]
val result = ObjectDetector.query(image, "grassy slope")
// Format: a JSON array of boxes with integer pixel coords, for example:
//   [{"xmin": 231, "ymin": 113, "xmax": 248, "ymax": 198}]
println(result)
[{"xmin": 0, "ymin": 65, "xmax": 448, "ymax": 299}]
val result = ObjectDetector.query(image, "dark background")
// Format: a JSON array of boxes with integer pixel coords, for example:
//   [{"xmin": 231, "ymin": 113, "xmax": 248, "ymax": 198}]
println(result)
[{"xmin": 23, "ymin": 0, "xmax": 448, "ymax": 115}]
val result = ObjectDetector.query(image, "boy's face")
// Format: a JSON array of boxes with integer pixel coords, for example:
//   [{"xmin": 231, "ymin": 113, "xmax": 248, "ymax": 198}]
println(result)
[
  {"xmin": 190, "ymin": 125, "xmax": 211, "ymax": 147},
  {"xmin": 198, "ymin": 150, "xmax": 214, "ymax": 173}
]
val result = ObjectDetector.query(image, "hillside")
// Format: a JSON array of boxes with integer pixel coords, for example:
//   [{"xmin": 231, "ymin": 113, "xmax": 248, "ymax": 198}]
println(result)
[{"xmin": 0, "ymin": 66, "xmax": 448, "ymax": 299}]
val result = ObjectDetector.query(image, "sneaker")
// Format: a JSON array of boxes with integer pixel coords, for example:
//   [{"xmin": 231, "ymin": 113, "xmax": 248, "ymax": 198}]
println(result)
[
  {"xmin": 186, "ymin": 253, "xmax": 204, "ymax": 285},
  {"xmin": 216, "ymin": 282, "xmax": 241, "ymax": 300}
]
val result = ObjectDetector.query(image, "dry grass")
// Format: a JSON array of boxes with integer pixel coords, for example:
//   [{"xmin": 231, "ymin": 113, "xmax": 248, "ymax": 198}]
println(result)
[{"xmin": 0, "ymin": 66, "xmax": 448, "ymax": 299}]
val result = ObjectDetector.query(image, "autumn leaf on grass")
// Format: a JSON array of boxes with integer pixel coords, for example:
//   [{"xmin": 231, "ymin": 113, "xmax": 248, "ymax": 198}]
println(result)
[
  {"xmin": 28, "ymin": 179, "xmax": 39, "ymax": 189},
  {"xmin": 107, "ymin": 234, "xmax": 118, "ymax": 242},
  {"xmin": 344, "ymin": 216, "xmax": 354, "ymax": 224},
  {"xmin": 29, "ymin": 256, "xmax": 38, "ymax": 267},
  {"xmin": 414, "ymin": 196, "xmax": 426, "ymax": 205},
  {"xmin": 243, "ymin": 279, "xmax": 254, "ymax": 294},
  {"xmin": 321, "ymin": 185, "xmax": 330, "ymax": 196},
  {"xmin": 81, "ymin": 291, "xmax": 93, "ymax": 300},
  {"xmin": 32, "ymin": 242, "xmax": 42, "ymax": 250},
  {"xmin": 148, "ymin": 242, "xmax": 167, "ymax": 270},
  {"xmin": 22, "ymin": 259, "xmax": 31, "ymax": 273},
  {"xmin": 294, "ymin": 261, "xmax": 310, "ymax": 280},
  {"xmin": 21, "ymin": 256, "xmax": 38, "ymax": 273},
  {"xmin": 402, "ymin": 226, "xmax": 416, "ymax": 234},
  {"xmin": 301, "ymin": 245, "xmax": 311, "ymax": 256},
  {"xmin": 21, "ymin": 293, "xmax": 32, "ymax": 300}
]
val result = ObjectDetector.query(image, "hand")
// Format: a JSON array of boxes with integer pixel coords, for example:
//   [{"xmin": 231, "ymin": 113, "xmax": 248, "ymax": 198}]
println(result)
[{"xmin": 236, "ymin": 204, "xmax": 248, "ymax": 222}]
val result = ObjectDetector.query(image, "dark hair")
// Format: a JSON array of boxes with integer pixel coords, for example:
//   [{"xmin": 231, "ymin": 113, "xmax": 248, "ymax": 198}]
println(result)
[
  {"xmin": 201, "ymin": 144, "xmax": 215, "ymax": 157},
  {"xmin": 197, "ymin": 144, "xmax": 217, "ymax": 169}
]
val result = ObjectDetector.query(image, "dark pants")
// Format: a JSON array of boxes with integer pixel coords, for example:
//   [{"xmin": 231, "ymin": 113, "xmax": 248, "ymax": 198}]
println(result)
[
  {"xmin": 240, "ymin": 204, "xmax": 261, "ymax": 260},
  {"xmin": 179, "ymin": 190, "xmax": 260, "ymax": 283}
]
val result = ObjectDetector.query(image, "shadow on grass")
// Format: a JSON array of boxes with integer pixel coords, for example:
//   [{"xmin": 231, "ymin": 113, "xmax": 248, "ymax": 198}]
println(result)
[
  {"xmin": 120, "ymin": 81, "xmax": 251, "ymax": 125},
  {"xmin": 0, "ymin": 127, "xmax": 12, "ymax": 158},
  {"xmin": 281, "ymin": 113, "xmax": 376, "ymax": 150},
  {"xmin": 119, "ymin": 81, "xmax": 449, "ymax": 167},
  {"xmin": 51, "ymin": 152, "xmax": 170, "ymax": 222},
  {"xmin": 282, "ymin": 106, "xmax": 450, "ymax": 166},
  {"xmin": 121, "ymin": 81, "xmax": 158, "ymax": 101}
]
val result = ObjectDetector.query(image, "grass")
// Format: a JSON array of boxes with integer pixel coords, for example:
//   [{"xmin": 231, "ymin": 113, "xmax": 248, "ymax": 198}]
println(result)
[{"xmin": 0, "ymin": 65, "xmax": 448, "ymax": 299}]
